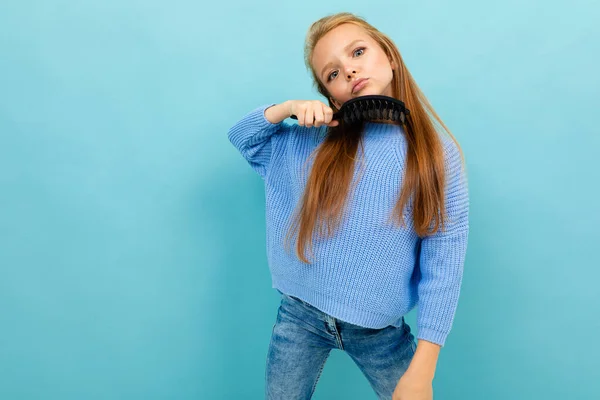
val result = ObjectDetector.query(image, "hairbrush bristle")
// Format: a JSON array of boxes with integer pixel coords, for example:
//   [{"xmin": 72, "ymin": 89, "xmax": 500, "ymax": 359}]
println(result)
[{"xmin": 340, "ymin": 95, "xmax": 409, "ymax": 124}]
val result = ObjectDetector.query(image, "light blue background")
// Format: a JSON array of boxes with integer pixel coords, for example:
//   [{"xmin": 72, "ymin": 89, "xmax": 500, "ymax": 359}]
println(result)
[{"xmin": 1, "ymin": 1, "xmax": 598, "ymax": 399}]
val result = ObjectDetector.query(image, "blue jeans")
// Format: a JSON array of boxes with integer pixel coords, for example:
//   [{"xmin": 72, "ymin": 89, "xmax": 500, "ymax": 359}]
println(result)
[{"xmin": 266, "ymin": 291, "xmax": 417, "ymax": 400}]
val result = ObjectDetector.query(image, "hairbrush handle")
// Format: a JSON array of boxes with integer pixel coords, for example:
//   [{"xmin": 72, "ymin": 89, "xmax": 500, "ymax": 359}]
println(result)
[{"xmin": 289, "ymin": 112, "xmax": 342, "ymax": 120}]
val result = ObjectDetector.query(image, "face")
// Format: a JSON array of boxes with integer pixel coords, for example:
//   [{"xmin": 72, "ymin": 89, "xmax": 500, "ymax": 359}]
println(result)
[{"xmin": 311, "ymin": 23, "xmax": 395, "ymax": 109}]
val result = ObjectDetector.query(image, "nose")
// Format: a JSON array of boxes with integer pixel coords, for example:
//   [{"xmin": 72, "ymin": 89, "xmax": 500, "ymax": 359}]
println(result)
[{"xmin": 346, "ymin": 69, "xmax": 357, "ymax": 80}]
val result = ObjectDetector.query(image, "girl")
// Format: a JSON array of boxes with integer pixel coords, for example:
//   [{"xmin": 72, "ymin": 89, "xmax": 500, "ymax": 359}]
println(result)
[{"xmin": 227, "ymin": 12, "xmax": 469, "ymax": 400}]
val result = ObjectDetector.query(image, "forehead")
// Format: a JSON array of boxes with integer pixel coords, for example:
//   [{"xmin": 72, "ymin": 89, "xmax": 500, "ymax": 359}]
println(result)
[{"xmin": 312, "ymin": 24, "xmax": 371, "ymax": 64}]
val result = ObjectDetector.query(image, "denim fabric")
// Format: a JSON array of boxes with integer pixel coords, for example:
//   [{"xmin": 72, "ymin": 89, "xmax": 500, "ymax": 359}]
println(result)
[{"xmin": 266, "ymin": 290, "xmax": 417, "ymax": 399}]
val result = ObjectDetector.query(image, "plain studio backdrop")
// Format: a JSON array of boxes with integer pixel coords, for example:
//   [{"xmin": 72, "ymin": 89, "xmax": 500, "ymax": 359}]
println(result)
[{"xmin": 1, "ymin": 1, "xmax": 598, "ymax": 399}]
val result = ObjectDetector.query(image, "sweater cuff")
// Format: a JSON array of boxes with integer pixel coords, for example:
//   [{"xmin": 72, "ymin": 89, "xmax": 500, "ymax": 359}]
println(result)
[{"xmin": 417, "ymin": 327, "xmax": 449, "ymax": 347}]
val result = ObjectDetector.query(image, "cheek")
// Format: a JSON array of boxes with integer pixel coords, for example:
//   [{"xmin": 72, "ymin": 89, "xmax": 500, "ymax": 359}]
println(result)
[
  {"xmin": 374, "ymin": 60, "xmax": 393, "ymax": 81},
  {"xmin": 382, "ymin": 66, "xmax": 393, "ymax": 81},
  {"xmin": 372, "ymin": 54, "xmax": 391, "ymax": 72},
  {"xmin": 330, "ymin": 83, "xmax": 345, "ymax": 97}
]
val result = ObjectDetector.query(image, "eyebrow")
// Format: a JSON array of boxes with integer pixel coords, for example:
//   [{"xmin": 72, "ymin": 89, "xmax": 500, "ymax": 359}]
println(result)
[{"xmin": 320, "ymin": 39, "xmax": 365, "ymax": 79}]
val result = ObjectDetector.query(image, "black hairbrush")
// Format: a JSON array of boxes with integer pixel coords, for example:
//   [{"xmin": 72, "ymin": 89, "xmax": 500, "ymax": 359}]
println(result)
[{"xmin": 290, "ymin": 95, "xmax": 410, "ymax": 125}]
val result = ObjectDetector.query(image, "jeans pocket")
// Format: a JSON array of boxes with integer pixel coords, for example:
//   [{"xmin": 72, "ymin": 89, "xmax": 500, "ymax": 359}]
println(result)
[{"xmin": 402, "ymin": 325, "xmax": 417, "ymax": 354}]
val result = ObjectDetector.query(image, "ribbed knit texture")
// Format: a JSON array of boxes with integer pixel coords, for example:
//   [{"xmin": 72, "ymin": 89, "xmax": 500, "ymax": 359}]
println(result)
[{"xmin": 227, "ymin": 104, "xmax": 469, "ymax": 347}]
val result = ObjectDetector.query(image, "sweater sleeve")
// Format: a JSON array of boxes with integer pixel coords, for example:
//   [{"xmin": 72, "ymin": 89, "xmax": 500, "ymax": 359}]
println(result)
[
  {"xmin": 227, "ymin": 103, "xmax": 293, "ymax": 179},
  {"xmin": 416, "ymin": 139, "xmax": 470, "ymax": 347}
]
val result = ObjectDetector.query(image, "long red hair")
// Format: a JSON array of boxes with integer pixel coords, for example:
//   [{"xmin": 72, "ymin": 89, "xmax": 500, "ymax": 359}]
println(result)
[{"xmin": 284, "ymin": 12, "xmax": 465, "ymax": 264}]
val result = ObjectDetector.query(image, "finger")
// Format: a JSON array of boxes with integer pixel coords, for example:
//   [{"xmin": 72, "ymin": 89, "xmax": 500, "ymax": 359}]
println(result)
[
  {"xmin": 323, "ymin": 106, "xmax": 333, "ymax": 124},
  {"xmin": 297, "ymin": 107, "xmax": 306, "ymax": 126},
  {"xmin": 305, "ymin": 107, "xmax": 314, "ymax": 128},
  {"xmin": 314, "ymin": 106, "xmax": 325, "ymax": 127},
  {"xmin": 324, "ymin": 106, "xmax": 339, "ymax": 127}
]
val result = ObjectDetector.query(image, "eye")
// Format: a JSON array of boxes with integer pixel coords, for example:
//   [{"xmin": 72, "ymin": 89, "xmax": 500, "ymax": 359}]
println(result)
[
  {"xmin": 326, "ymin": 47, "xmax": 366, "ymax": 82},
  {"xmin": 353, "ymin": 47, "xmax": 365, "ymax": 57}
]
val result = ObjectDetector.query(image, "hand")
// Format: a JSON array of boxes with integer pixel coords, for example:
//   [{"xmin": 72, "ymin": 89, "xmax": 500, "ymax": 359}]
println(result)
[
  {"xmin": 286, "ymin": 100, "xmax": 340, "ymax": 128},
  {"xmin": 392, "ymin": 374, "xmax": 433, "ymax": 400}
]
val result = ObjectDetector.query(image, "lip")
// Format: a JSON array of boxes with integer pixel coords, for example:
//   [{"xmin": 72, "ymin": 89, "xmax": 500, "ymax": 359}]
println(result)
[{"xmin": 352, "ymin": 78, "xmax": 369, "ymax": 94}]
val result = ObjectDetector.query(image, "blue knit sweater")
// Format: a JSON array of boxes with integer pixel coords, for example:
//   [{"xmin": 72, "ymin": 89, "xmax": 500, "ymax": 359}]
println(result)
[{"xmin": 227, "ymin": 104, "xmax": 469, "ymax": 347}]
